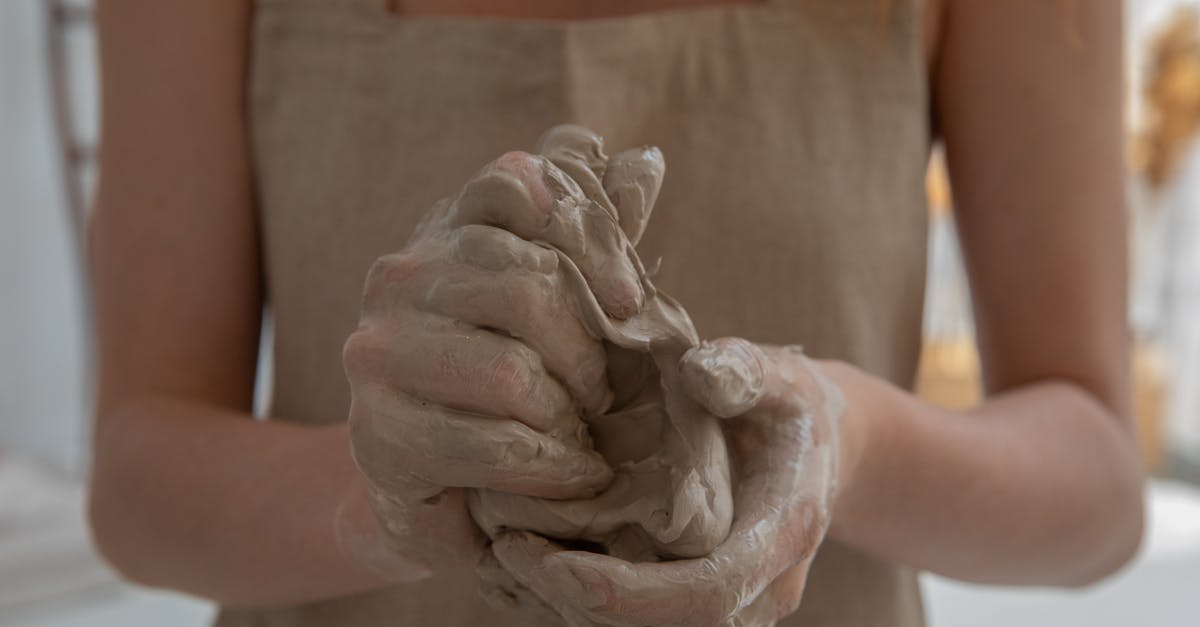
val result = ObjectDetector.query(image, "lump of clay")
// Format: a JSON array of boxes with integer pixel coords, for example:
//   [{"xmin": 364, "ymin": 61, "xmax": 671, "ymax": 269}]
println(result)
[{"xmin": 466, "ymin": 126, "xmax": 733, "ymax": 562}]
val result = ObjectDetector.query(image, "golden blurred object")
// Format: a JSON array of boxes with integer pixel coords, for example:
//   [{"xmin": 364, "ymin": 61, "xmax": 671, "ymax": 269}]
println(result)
[
  {"xmin": 915, "ymin": 336, "xmax": 981, "ymax": 411},
  {"xmin": 926, "ymin": 149, "xmax": 952, "ymax": 220},
  {"xmin": 1133, "ymin": 342, "xmax": 1167, "ymax": 472},
  {"xmin": 1137, "ymin": 6, "xmax": 1200, "ymax": 190}
]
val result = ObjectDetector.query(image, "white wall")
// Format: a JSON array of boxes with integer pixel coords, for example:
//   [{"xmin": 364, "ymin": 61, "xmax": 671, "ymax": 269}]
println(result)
[{"xmin": 0, "ymin": 0, "xmax": 91, "ymax": 471}]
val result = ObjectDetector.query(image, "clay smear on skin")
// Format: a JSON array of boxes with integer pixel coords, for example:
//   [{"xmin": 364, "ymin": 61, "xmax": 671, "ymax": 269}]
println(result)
[{"xmin": 466, "ymin": 126, "xmax": 739, "ymax": 562}]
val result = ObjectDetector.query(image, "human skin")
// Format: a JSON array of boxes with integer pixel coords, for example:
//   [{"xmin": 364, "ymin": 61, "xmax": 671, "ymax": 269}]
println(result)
[
  {"xmin": 460, "ymin": 127, "xmax": 735, "ymax": 563},
  {"xmin": 343, "ymin": 126, "xmax": 735, "ymax": 578},
  {"xmin": 489, "ymin": 339, "xmax": 845, "ymax": 626},
  {"xmin": 88, "ymin": 0, "xmax": 1142, "ymax": 613}
]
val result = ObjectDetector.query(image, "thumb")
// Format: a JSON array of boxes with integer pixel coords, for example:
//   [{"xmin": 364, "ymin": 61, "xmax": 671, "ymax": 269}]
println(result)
[{"xmin": 678, "ymin": 337, "xmax": 768, "ymax": 419}]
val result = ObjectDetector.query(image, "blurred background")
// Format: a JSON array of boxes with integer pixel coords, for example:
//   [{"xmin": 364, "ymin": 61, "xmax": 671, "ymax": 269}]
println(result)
[{"xmin": 1, "ymin": 0, "xmax": 1198, "ymax": 625}]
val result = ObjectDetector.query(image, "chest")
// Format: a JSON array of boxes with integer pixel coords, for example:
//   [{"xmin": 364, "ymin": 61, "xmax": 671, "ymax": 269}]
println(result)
[{"xmin": 384, "ymin": 0, "xmax": 941, "ymax": 75}]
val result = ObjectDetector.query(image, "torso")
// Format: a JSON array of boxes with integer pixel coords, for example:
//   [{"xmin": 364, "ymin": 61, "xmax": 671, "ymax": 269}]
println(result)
[
  {"xmin": 390, "ymin": 0, "xmax": 944, "ymax": 77},
  {"xmin": 227, "ymin": 0, "xmax": 932, "ymax": 624},
  {"xmin": 392, "ymin": 0, "xmax": 763, "ymax": 20}
]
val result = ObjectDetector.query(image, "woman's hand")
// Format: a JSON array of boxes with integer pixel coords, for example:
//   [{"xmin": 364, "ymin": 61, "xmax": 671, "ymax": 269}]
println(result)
[
  {"xmin": 340, "ymin": 147, "xmax": 655, "ymax": 577},
  {"xmin": 490, "ymin": 338, "xmax": 846, "ymax": 626}
]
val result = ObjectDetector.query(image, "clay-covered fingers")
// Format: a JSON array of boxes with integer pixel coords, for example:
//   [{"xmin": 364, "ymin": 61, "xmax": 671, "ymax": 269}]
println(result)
[
  {"xmin": 348, "ymin": 382, "xmax": 611, "ymax": 499},
  {"xmin": 679, "ymin": 337, "xmax": 770, "ymax": 419},
  {"xmin": 346, "ymin": 316, "xmax": 585, "ymax": 439},
  {"xmin": 426, "ymin": 225, "xmax": 612, "ymax": 415},
  {"xmin": 488, "ymin": 532, "xmax": 613, "ymax": 627},
  {"xmin": 489, "ymin": 402, "xmax": 830, "ymax": 626},
  {"xmin": 447, "ymin": 146, "xmax": 646, "ymax": 320},
  {"xmin": 535, "ymin": 124, "xmax": 665, "ymax": 246},
  {"xmin": 603, "ymin": 146, "xmax": 665, "ymax": 246},
  {"xmin": 493, "ymin": 530, "xmax": 769, "ymax": 627},
  {"xmin": 678, "ymin": 339, "xmax": 840, "ymax": 426},
  {"xmin": 475, "ymin": 552, "xmax": 570, "ymax": 625},
  {"xmin": 492, "ymin": 503, "xmax": 814, "ymax": 627},
  {"xmin": 535, "ymin": 124, "xmax": 609, "ymax": 193}
]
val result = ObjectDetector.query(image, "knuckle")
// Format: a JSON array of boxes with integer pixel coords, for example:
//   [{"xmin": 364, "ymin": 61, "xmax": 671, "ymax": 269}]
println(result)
[
  {"xmin": 491, "ymin": 151, "xmax": 546, "ymax": 198},
  {"xmin": 506, "ymin": 273, "xmax": 554, "ymax": 322},
  {"xmin": 526, "ymin": 246, "xmax": 560, "ymax": 275},
  {"xmin": 450, "ymin": 224, "xmax": 506, "ymax": 260},
  {"xmin": 457, "ymin": 153, "xmax": 550, "ymax": 232},
  {"xmin": 495, "ymin": 150, "xmax": 536, "ymax": 167},
  {"xmin": 363, "ymin": 253, "xmax": 424, "ymax": 301},
  {"xmin": 342, "ymin": 330, "xmax": 383, "ymax": 382},
  {"xmin": 495, "ymin": 422, "xmax": 540, "ymax": 463},
  {"xmin": 452, "ymin": 224, "xmax": 558, "ymax": 275},
  {"xmin": 483, "ymin": 346, "xmax": 541, "ymax": 406},
  {"xmin": 450, "ymin": 225, "xmax": 524, "ymax": 271}
]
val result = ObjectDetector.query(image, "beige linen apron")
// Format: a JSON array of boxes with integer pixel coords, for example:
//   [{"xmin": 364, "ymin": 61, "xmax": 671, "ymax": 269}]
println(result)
[{"xmin": 227, "ymin": 0, "xmax": 930, "ymax": 624}]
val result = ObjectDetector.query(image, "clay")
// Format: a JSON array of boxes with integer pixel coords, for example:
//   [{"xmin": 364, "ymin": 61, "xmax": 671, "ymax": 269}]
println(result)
[
  {"xmin": 341, "ymin": 125, "xmax": 843, "ymax": 627},
  {"xmin": 487, "ymin": 342, "xmax": 845, "ymax": 626},
  {"xmin": 463, "ymin": 126, "xmax": 734, "ymax": 562}
]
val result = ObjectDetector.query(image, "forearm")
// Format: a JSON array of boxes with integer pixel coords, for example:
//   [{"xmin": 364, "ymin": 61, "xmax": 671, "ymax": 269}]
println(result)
[
  {"xmin": 88, "ymin": 397, "xmax": 416, "ymax": 606},
  {"xmin": 824, "ymin": 361, "xmax": 1144, "ymax": 586}
]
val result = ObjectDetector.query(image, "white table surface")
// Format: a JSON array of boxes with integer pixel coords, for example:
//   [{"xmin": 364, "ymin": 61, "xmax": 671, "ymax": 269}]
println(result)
[{"xmin": 2, "ymin": 457, "xmax": 1197, "ymax": 627}]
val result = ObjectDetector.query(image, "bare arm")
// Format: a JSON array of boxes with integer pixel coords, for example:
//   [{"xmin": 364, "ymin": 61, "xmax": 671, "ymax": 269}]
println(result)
[
  {"xmin": 89, "ymin": 1, "xmax": 614, "ymax": 605},
  {"xmin": 88, "ymin": 0, "xmax": 392, "ymax": 604},
  {"xmin": 399, "ymin": 4, "xmax": 1145, "ymax": 624},
  {"xmin": 829, "ymin": 0, "xmax": 1143, "ymax": 586}
]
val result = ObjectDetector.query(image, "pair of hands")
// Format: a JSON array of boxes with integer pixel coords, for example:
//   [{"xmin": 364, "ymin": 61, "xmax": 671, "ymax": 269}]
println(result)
[
  {"xmin": 483, "ymin": 340, "xmax": 845, "ymax": 627},
  {"xmin": 341, "ymin": 135, "xmax": 845, "ymax": 625}
]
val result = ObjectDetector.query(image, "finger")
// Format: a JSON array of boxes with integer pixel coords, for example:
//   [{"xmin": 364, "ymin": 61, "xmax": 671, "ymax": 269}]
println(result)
[
  {"xmin": 602, "ymin": 145, "xmax": 665, "ymax": 245},
  {"xmin": 431, "ymin": 225, "xmax": 612, "ymax": 415},
  {"xmin": 678, "ymin": 337, "xmax": 768, "ymax": 418},
  {"xmin": 345, "ymin": 316, "xmax": 579, "ymax": 439},
  {"xmin": 496, "ymin": 535, "xmax": 743, "ymax": 626},
  {"xmin": 535, "ymin": 125, "xmax": 614, "ymax": 222},
  {"xmin": 491, "ymin": 532, "xmax": 611, "ymax": 627},
  {"xmin": 492, "ymin": 467, "xmax": 824, "ymax": 626},
  {"xmin": 449, "ymin": 149, "xmax": 645, "ymax": 320},
  {"xmin": 475, "ymin": 550, "xmax": 566, "ymax": 623},
  {"xmin": 350, "ymin": 384, "xmax": 612, "ymax": 499}
]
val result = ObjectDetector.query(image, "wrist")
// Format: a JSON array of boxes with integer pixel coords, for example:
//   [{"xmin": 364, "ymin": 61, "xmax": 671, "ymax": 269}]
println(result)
[
  {"xmin": 813, "ymin": 360, "xmax": 877, "ymax": 542},
  {"xmin": 331, "ymin": 426, "xmax": 434, "ymax": 584},
  {"xmin": 333, "ymin": 473, "xmax": 436, "ymax": 583}
]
